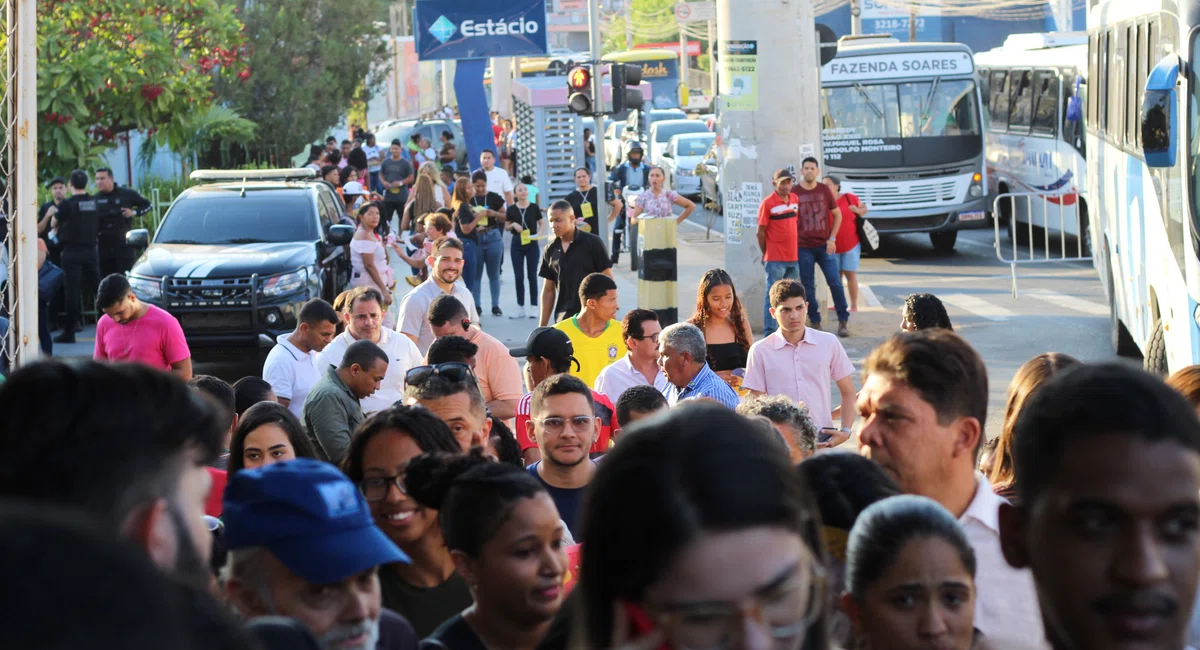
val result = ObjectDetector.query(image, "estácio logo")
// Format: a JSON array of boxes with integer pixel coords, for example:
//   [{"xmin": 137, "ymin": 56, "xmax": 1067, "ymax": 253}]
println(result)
[{"xmin": 460, "ymin": 17, "xmax": 540, "ymax": 37}]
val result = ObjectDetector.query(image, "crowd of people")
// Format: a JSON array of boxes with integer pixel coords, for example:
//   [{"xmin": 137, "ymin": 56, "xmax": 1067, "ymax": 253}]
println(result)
[{"xmin": 10, "ymin": 118, "xmax": 1200, "ymax": 650}]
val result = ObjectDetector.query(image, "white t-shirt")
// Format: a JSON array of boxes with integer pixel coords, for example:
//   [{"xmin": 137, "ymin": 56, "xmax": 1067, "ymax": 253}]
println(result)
[
  {"xmin": 362, "ymin": 144, "xmax": 383, "ymax": 172},
  {"xmin": 481, "ymin": 166, "xmax": 514, "ymax": 199},
  {"xmin": 262, "ymin": 335, "xmax": 320, "ymax": 419},
  {"xmin": 396, "ymin": 278, "xmax": 479, "ymax": 355},
  {"xmin": 314, "ymin": 327, "xmax": 424, "ymax": 416}
]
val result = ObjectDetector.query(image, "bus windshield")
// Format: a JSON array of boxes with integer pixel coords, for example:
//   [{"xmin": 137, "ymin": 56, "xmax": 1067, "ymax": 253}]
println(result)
[{"xmin": 822, "ymin": 79, "xmax": 982, "ymax": 168}]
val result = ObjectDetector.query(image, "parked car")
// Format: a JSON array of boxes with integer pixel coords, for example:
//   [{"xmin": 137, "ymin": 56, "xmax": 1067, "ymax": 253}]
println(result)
[
  {"xmin": 661, "ymin": 132, "xmax": 716, "ymax": 197},
  {"xmin": 621, "ymin": 108, "xmax": 688, "ymax": 150},
  {"xmin": 698, "ymin": 142, "xmax": 723, "ymax": 214},
  {"xmin": 125, "ymin": 169, "xmax": 354, "ymax": 357},
  {"xmin": 604, "ymin": 120, "xmax": 626, "ymax": 168},
  {"xmin": 686, "ymin": 88, "xmax": 714, "ymax": 112},
  {"xmin": 373, "ymin": 118, "xmax": 467, "ymax": 169},
  {"xmin": 647, "ymin": 119, "xmax": 711, "ymax": 166}
]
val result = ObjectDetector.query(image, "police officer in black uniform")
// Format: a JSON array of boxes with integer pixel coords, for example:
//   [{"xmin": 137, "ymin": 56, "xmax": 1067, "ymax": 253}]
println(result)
[
  {"xmin": 47, "ymin": 170, "xmax": 100, "ymax": 344},
  {"xmin": 94, "ymin": 167, "xmax": 151, "ymax": 277}
]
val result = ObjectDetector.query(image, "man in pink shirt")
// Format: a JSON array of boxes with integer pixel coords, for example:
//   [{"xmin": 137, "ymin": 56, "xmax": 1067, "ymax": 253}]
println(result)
[
  {"xmin": 94, "ymin": 274, "xmax": 192, "ymax": 381},
  {"xmin": 743, "ymin": 279, "xmax": 855, "ymax": 448},
  {"xmin": 428, "ymin": 294, "xmax": 523, "ymax": 420}
]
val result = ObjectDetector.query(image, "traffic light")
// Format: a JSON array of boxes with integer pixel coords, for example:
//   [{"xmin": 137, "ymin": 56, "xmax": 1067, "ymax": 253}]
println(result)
[
  {"xmin": 610, "ymin": 63, "xmax": 644, "ymax": 114},
  {"xmin": 567, "ymin": 64, "xmax": 594, "ymax": 115}
]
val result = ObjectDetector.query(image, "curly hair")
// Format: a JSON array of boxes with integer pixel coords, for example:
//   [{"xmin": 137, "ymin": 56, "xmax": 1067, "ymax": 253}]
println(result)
[
  {"xmin": 902, "ymin": 293, "xmax": 953, "ymax": 331},
  {"xmin": 687, "ymin": 268, "xmax": 751, "ymax": 353}
]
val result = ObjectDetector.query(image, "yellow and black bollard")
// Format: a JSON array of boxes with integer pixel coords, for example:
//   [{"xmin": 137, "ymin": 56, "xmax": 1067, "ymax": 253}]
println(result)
[{"xmin": 636, "ymin": 217, "xmax": 678, "ymax": 326}]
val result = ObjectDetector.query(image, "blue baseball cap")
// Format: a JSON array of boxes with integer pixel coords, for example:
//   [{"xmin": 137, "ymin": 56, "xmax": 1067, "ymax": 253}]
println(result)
[{"xmin": 223, "ymin": 458, "xmax": 409, "ymax": 584}]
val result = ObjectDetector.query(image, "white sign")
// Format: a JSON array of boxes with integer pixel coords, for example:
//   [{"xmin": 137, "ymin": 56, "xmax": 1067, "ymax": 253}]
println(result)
[
  {"xmin": 724, "ymin": 181, "xmax": 763, "ymax": 246},
  {"xmin": 821, "ymin": 51, "xmax": 973, "ymax": 83},
  {"xmin": 675, "ymin": 2, "xmax": 715, "ymax": 22}
]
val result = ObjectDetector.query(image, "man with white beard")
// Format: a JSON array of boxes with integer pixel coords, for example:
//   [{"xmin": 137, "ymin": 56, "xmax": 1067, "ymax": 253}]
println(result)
[{"xmin": 223, "ymin": 459, "xmax": 419, "ymax": 650}]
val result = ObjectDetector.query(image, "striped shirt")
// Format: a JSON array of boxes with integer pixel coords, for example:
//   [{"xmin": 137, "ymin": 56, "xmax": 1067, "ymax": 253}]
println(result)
[{"xmin": 667, "ymin": 363, "xmax": 740, "ymax": 410}]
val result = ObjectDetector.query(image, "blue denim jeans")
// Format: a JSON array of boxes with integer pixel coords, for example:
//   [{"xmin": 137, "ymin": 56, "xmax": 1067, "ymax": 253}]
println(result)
[
  {"xmin": 475, "ymin": 229, "xmax": 504, "ymax": 310},
  {"xmin": 510, "ymin": 239, "xmax": 540, "ymax": 307},
  {"xmin": 368, "ymin": 170, "xmax": 383, "ymax": 194},
  {"xmin": 798, "ymin": 246, "xmax": 850, "ymax": 324},
  {"xmin": 461, "ymin": 238, "xmax": 480, "ymax": 308},
  {"xmin": 763, "ymin": 261, "xmax": 801, "ymax": 336}
]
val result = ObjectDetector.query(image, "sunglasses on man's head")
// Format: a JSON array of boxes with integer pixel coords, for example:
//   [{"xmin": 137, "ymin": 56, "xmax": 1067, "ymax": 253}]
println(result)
[{"xmin": 404, "ymin": 362, "xmax": 475, "ymax": 387}]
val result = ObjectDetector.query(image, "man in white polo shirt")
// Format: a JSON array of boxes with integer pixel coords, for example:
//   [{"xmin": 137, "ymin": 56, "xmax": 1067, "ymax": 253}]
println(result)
[
  {"xmin": 262, "ymin": 299, "xmax": 340, "ymax": 418},
  {"xmin": 397, "ymin": 238, "xmax": 478, "ymax": 355},
  {"xmin": 594, "ymin": 308, "xmax": 669, "ymax": 405},
  {"xmin": 477, "ymin": 149, "xmax": 513, "ymax": 205},
  {"xmin": 316, "ymin": 286, "xmax": 423, "ymax": 416}
]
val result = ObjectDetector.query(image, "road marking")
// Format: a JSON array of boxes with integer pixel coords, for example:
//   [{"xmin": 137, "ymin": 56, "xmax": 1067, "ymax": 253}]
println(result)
[
  {"xmin": 1023, "ymin": 288, "xmax": 1108, "ymax": 316},
  {"xmin": 859, "ymin": 284, "xmax": 883, "ymax": 308},
  {"xmin": 940, "ymin": 293, "xmax": 1016, "ymax": 321}
]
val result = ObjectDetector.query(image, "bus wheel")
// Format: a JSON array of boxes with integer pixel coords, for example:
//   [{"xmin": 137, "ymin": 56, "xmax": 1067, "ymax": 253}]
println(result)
[
  {"xmin": 1144, "ymin": 319, "xmax": 1168, "ymax": 376},
  {"xmin": 930, "ymin": 230, "xmax": 957, "ymax": 254}
]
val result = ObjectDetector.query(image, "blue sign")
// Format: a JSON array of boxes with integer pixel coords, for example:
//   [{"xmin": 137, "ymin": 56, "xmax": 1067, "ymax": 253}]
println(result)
[{"xmin": 415, "ymin": 0, "xmax": 549, "ymax": 61}]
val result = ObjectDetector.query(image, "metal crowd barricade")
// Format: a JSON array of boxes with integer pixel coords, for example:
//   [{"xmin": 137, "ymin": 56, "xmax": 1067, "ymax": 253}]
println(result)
[{"xmin": 992, "ymin": 191, "xmax": 1092, "ymax": 298}]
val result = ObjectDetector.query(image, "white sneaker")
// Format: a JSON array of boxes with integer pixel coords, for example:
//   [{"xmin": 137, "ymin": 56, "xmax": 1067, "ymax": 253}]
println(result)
[{"xmin": 510, "ymin": 306, "xmax": 526, "ymax": 319}]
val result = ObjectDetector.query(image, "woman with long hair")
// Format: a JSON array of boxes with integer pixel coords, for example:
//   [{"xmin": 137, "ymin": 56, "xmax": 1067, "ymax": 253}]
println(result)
[
  {"xmin": 405, "ymin": 174, "xmax": 444, "ymax": 235},
  {"xmin": 900, "ymin": 293, "xmax": 953, "ymax": 332},
  {"xmin": 227, "ymin": 401, "xmax": 317, "ymax": 474},
  {"xmin": 341, "ymin": 405, "xmax": 474, "ymax": 637},
  {"xmin": 988, "ymin": 352, "xmax": 1080, "ymax": 501},
  {"xmin": 843, "ymin": 495, "xmax": 979, "ymax": 650},
  {"xmin": 505, "ymin": 182, "xmax": 543, "ymax": 320},
  {"xmin": 408, "ymin": 449, "xmax": 568, "ymax": 649},
  {"xmin": 576, "ymin": 403, "xmax": 830, "ymax": 650},
  {"xmin": 350, "ymin": 201, "xmax": 396, "ymax": 325},
  {"xmin": 451, "ymin": 180, "xmax": 482, "ymax": 312},
  {"xmin": 420, "ymin": 160, "xmax": 453, "ymax": 206},
  {"xmin": 687, "ymin": 268, "xmax": 754, "ymax": 388}
]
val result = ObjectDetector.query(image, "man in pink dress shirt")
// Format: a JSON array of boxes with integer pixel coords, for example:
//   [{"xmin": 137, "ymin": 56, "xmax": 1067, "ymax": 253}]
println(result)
[
  {"xmin": 93, "ymin": 274, "xmax": 192, "ymax": 381},
  {"xmin": 743, "ymin": 279, "xmax": 856, "ymax": 448}
]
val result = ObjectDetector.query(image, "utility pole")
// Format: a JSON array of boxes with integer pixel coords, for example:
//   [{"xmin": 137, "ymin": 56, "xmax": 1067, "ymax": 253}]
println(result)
[
  {"xmin": 850, "ymin": 0, "xmax": 863, "ymax": 35},
  {"xmin": 716, "ymin": 0, "xmax": 819, "ymax": 331},
  {"xmin": 588, "ymin": 0, "xmax": 609, "ymax": 248},
  {"xmin": 707, "ymin": 18, "xmax": 717, "ymax": 97},
  {"xmin": 908, "ymin": 1, "xmax": 918, "ymax": 42}
]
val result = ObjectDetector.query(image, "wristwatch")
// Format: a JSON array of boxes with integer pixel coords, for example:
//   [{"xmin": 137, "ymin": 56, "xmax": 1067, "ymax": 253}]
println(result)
[{"xmin": 839, "ymin": 427, "xmax": 852, "ymax": 433}]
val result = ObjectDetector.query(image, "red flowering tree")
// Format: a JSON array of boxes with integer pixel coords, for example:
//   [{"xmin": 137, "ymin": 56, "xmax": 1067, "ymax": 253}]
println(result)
[{"xmin": 33, "ymin": 0, "xmax": 252, "ymax": 177}]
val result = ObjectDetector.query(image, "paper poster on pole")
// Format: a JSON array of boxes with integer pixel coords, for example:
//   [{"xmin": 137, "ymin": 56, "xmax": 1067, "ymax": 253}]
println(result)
[
  {"xmin": 724, "ymin": 181, "xmax": 763, "ymax": 245},
  {"xmin": 719, "ymin": 40, "xmax": 758, "ymax": 111}
]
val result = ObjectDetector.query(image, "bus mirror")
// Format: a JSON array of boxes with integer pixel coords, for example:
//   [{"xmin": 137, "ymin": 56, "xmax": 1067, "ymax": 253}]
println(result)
[{"xmin": 1143, "ymin": 56, "xmax": 1180, "ymax": 168}]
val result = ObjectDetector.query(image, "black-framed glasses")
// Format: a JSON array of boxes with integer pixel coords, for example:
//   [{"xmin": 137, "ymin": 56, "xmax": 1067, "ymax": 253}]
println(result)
[
  {"xmin": 631, "ymin": 332, "xmax": 660, "ymax": 343},
  {"xmin": 359, "ymin": 475, "xmax": 407, "ymax": 502},
  {"xmin": 404, "ymin": 362, "xmax": 474, "ymax": 387}
]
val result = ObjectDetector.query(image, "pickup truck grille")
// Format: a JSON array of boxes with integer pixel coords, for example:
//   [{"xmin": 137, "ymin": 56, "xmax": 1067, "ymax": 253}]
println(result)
[{"xmin": 165, "ymin": 277, "xmax": 254, "ymax": 307}]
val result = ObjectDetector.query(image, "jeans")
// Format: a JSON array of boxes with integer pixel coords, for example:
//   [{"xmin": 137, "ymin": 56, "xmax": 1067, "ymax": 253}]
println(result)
[
  {"xmin": 368, "ymin": 170, "xmax": 383, "ymax": 194},
  {"xmin": 510, "ymin": 239, "xmax": 540, "ymax": 307},
  {"xmin": 473, "ymin": 229, "xmax": 504, "ymax": 310},
  {"xmin": 62, "ymin": 244, "xmax": 101, "ymax": 333},
  {"xmin": 798, "ymin": 246, "xmax": 850, "ymax": 325},
  {"xmin": 763, "ymin": 261, "xmax": 801, "ymax": 336},
  {"xmin": 461, "ymin": 238, "xmax": 480, "ymax": 308}
]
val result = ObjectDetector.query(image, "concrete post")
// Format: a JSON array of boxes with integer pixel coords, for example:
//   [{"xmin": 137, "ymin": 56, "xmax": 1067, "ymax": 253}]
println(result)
[
  {"xmin": 588, "ymin": 0, "xmax": 609, "ymax": 248},
  {"xmin": 717, "ymin": 0, "xmax": 821, "ymax": 332},
  {"xmin": 491, "ymin": 57, "xmax": 514, "ymax": 118},
  {"xmin": 850, "ymin": 0, "xmax": 863, "ymax": 35}
]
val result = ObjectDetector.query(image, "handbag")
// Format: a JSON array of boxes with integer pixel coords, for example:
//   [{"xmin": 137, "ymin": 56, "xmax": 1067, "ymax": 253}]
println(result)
[
  {"xmin": 38, "ymin": 260, "xmax": 64, "ymax": 301},
  {"xmin": 856, "ymin": 216, "xmax": 880, "ymax": 253}
]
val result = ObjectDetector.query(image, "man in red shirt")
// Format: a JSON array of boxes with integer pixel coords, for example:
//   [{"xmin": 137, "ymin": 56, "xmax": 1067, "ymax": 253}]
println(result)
[
  {"xmin": 823, "ymin": 174, "xmax": 869, "ymax": 312},
  {"xmin": 792, "ymin": 157, "xmax": 850, "ymax": 338},
  {"xmin": 756, "ymin": 168, "xmax": 801, "ymax": 336}
]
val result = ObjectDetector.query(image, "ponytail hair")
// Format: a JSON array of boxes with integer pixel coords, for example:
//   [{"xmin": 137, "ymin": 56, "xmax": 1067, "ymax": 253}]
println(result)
[{"xmin": 404, "ymin": 448, "xmax": 549, "ymax": 557}]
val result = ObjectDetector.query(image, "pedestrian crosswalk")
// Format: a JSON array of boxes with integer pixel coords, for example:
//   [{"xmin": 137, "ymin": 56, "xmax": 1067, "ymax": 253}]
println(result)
[{"xmin": 938, "ymin": 289, "xmax": 1107, "ymax": 322}]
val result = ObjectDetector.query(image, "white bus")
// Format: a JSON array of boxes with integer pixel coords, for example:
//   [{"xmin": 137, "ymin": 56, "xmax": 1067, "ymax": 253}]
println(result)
[
  {"xmin": 976, "ymin": 33, "xmax": 1089, "ymax": 250},
  {"xmin": 1087, "ymin": 0, "xmax": 1200, "ymax": 374},
  {"xmin": 820, "ymin": 36, "xmax": 989, "ymax": 253}
]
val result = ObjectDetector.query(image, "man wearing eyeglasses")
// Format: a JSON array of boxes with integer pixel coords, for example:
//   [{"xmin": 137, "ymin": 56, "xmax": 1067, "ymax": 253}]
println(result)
[
  {"xmin": 593, "ymin": 308, "xmax": 670, "ymax": 406},
  {"xmin": 223, "ymin": 459, "xmax": 419, "ymax": 650},
  {"xmin": 427, "ymin": 294, "xmax": 522, "ymax": 420},
  {"xmin": 403, "ymin": 363, "xmax": 491, "ymax": 452},
  {"xmin": 526, "ymin": 373, "xmax": 599, "ymax": 539}
]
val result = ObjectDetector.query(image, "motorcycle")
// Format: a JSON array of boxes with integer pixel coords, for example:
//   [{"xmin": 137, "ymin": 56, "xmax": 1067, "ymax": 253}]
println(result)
[{"xmin": 622, "ymin": 184, "xmax": 644, "ymax": 272}]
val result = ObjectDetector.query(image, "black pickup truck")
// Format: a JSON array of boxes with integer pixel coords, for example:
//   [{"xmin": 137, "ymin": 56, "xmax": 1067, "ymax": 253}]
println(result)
[{"xmin": 125, "ymin": 169, "xmax": 354, "ymax": 357}]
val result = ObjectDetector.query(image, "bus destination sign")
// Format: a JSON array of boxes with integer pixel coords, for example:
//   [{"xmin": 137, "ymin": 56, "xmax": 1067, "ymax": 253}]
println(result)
[{"xmin": 821, "ymin": 51, "xmax": 973, "ymax": 83}]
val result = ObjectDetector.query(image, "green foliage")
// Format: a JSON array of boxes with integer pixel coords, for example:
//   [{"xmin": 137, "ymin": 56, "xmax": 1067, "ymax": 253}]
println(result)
[
  {"xmin": 137, "ymin": 104, "xmax": 257, "ymax": 171},
  {"xmin": 23, "ymin": 0, "xmax": 250, "ymax": 178},
  {"xmin": 215, "ymin": 0, "xmax": 388, "ymax": 152}
]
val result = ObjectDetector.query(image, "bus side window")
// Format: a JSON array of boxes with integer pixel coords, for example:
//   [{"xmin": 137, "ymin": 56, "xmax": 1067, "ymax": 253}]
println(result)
[
  {"xmin": 989, "ymin": 71, "xmax": 1010, "ymax": 131},
  {"xmin": 1031, "ymin": 71, "xmax": 1059, "ymax": 136},
  {"xmin": 1008, "ymin": 71, "xmax": 1034, "ymax": 133}
]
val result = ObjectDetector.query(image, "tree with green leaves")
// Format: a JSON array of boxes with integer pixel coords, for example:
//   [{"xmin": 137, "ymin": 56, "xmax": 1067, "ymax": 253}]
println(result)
[
  {"xmin": 24, "ymin": 0, "xmax": 250, "ymax": 178},
  {"xmin": 214, "ymin": 0, "xmax": 388, "ymax": 155}
]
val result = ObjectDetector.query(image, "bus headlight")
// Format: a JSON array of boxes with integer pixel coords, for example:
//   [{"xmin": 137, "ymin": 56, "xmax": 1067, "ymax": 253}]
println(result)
[{"xmin": 969, "ymin": 184, "xmax": 984, "ymax": 198}]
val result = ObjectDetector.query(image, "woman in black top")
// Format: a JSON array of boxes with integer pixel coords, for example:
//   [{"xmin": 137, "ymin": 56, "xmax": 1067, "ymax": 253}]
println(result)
[
  {"xmin": 470, "ymin": 172, "xmax": 508, "ymax": 317},
  {"xmin": 505, "ymin": 183, "xmax": 543, "ymax": 320},
  {"xmin": 451, "ymin": 182, "xmax": 481, "ymax": 309},
  {"xmin": 564, "ymin": 167, "xmax": 599, "ymax": 234},
  {"xmin": 687, "ymin": 268, "xmax": 754, "ymax": 388},
  {"xmin": 412, "ymin": 449, "xmax": 569, "ymax": 650}
]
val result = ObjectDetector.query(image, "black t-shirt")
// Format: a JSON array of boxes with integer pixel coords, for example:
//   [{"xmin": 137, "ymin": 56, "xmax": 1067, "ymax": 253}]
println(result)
[
  {"xmin": 379, "ymin": 608, "xmax": 421, "ymax": 650},
  {"xmin": 505, "ymin": 202, "xmax": 543, "ymax": 236},
  {"xmin": 537, "ymin": 230, "xmax": 612, "ymax": 323},
  {"xmin": 55, "ymin": 194, "xmax": 100, "ymax": 246},
  {"xmin": 95, "ymin": 187, "xmax": 151, "ymax": 243},
  {"xmin": 418, "ymin": 614, "xmax": 487, "ymax": 650},
  {"xmin": 453, "ymin": 203, "xmax": 478, "ymax": 243},
  {"xmin": 379, "ymin": 565, "xmax": 474, "ymax": 639},
  {"xmin": 527, "ymin": 462, "xmax": 589, "ymax": 539},
  {"xmin": 469, "ymin": 192, "xmax": 506, "ymax": 219},
  {"xmin": 564, "ymin": 187, "xmax": 599, "ymax": 234},
  {"xmin": 38, "ymin": 200, "xmax": 59, "ymax": 239}
]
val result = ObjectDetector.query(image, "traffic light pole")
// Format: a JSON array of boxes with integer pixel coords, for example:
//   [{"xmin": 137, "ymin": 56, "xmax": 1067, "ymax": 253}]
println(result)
[{"xmin": 588, "ymin": 0, "xmax": 609, "ymax": 248}]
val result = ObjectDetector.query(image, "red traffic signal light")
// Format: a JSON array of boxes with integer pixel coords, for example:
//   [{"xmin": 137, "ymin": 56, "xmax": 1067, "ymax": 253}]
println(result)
[{"xmin": 568, "ymin": 66, "xmax": 591, "ymax": 90}]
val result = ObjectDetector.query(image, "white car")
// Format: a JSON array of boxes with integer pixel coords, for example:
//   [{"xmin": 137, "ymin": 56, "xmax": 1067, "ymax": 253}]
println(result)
[
  {"xmin": 647, "ymin": 119, "xmax": 710, "ymax": 167},
  {"xmin": 661, "ymin": 132, "xmax": 716, "ymax": 197}
]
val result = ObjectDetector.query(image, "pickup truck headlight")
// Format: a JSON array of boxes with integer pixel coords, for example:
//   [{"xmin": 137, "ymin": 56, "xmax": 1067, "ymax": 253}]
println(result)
[
  {"xmin": 128, "ymin": 275, "xmax": 162, "ymax": 301},
  {"xmin": 260, "ymin": 269, "xmax": 307, "ymax": 298}
]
